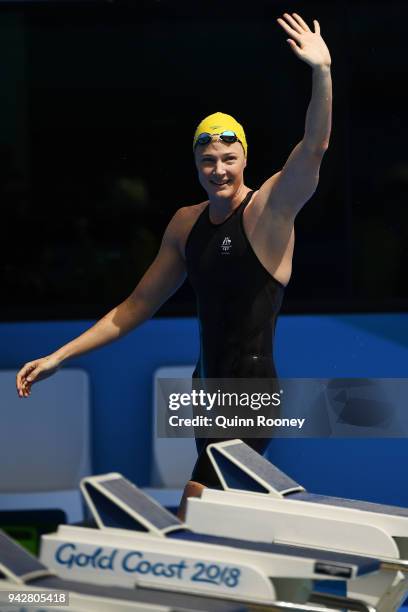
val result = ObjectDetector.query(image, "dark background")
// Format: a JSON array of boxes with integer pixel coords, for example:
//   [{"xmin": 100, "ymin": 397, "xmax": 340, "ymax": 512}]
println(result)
[{"xmin": 1, "ymin": 0, "xmax": 406, "ymax": 320}]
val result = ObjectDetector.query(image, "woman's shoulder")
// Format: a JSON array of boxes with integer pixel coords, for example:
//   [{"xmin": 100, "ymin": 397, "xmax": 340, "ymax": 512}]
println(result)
[
  {"xmin": 167, "ymin": 201, "xmax": 208, "ymax": 253},
  {"xmin": 176, "ymin": 200, "xmax": 209, "ymax": 220},
  {"xmin": 171, "ymin": 200, "xmax": 208, "ymax": 234}
]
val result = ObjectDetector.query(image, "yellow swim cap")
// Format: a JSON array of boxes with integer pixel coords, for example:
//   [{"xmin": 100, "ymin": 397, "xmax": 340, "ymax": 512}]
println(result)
[{"xmin": 193, "ymin": 111, "xmax": 247, "ymax": 158}]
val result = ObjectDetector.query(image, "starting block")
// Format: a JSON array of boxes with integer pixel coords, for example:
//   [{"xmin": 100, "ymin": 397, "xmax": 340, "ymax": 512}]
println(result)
[
  {"xmin": 184, "ymin": 439, "xmax": 408, "ymax": 611},
  {"xmin": 0, "ymin": 528, "xmax": 249, "ymax": 611},
  {"xmin": 38, "ymin": 472, "xmax": 385, "ymax": 611}
]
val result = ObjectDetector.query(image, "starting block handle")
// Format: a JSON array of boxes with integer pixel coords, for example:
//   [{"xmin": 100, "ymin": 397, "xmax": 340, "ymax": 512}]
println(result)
[{"xmin": 207, "ymin": 440, "xmax": 305, "ymax": 496}]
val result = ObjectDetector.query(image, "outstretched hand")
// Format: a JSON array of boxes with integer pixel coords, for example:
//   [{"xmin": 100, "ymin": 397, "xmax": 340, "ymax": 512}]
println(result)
[
  {"xmin": 16, "ymin": 355, "xmax": 61, "ymax": 397},
  {"xmin": 277, "ymin": 13, "xmax": 331, "ymax": 68}
]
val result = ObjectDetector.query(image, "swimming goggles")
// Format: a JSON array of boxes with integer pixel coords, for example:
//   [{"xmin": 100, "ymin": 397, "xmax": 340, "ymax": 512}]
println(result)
[{"xmin": 195, "ymin": 130, "xmax": 242, "ymax": 146}]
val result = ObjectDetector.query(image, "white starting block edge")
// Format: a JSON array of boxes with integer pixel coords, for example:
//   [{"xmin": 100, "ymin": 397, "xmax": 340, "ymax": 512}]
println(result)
[{"xmin": 187, "ymin": 493, "xmax": 400, "ymax": 559}]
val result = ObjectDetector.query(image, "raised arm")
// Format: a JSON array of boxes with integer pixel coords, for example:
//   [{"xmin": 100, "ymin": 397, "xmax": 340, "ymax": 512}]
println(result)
[
  {"xmin": 257, "ymin": 12, "xmax": 332, "ymax": 219},
  {"xmin": 16, "ymin": 211, "xmax": 187, "ymax": 397}
]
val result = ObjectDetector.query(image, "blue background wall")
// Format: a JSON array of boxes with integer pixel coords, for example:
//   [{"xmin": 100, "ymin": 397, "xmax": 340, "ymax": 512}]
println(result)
[{"xmin": 2, "ymin": 314, "xmax": 408, "ymax": 506}]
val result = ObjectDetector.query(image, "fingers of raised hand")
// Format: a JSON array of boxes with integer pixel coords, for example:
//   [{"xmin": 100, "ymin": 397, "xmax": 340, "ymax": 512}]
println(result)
[
  {"xmin": 284, "ymin": 13, "xmax": 308, "ymax": 34},
  {"xmin": 277, "ymin": 14, "xmax": 319, "ymax": 43},
  {"xmin": 277, "ymin": 16, "xmax": 302, "ymax": 41},
  {"xmin": 292, "ymin": 13, "xmax": 311, "ymax": 32}
]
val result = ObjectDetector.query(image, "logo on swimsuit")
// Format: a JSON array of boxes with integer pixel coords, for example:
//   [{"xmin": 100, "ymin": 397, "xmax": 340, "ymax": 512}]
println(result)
[{"xmin": 221, "ymin": 236, "xmax": 232, "ymax": 254}]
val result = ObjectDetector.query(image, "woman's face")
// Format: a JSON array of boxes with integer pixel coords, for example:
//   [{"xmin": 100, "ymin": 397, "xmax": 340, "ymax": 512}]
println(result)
[{"xmin": 194, "ymin": 139, "xmax": 247, "ymax": 199}]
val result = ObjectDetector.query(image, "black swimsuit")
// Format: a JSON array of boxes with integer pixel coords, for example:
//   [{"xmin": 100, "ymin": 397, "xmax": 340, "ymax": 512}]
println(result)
[{"xmin": 185, "ymin": 189, "xmax": 285, "ymax": 486}]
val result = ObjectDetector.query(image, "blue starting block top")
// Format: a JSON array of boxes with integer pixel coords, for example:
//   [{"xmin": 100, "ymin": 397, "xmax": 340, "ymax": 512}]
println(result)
[
  {"xmin": 0, "ymin": 530, "xmax": 49, "ymax": 579},
  {"xmin": 207, "ymin": 440, "xmax": 304, "ymax": 495},
  {"xmin": 0, "ymin": 530, "xmax": 247, "ymax": 611},
  {"xmin": 82, "ymin": 474, "xmax": 182, "ymax": 533}
]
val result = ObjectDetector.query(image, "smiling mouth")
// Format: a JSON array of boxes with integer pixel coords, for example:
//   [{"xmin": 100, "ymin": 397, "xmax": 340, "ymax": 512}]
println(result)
[{"xmin": 210, "ymin": 180, "xmax": 231, "ymax": 186}]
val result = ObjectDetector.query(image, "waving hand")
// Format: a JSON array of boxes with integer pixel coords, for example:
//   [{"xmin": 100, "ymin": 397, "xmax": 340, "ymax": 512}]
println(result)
[{"xmin": 277, "ymin": 12, "xmax": 331, "ymax": 68}]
